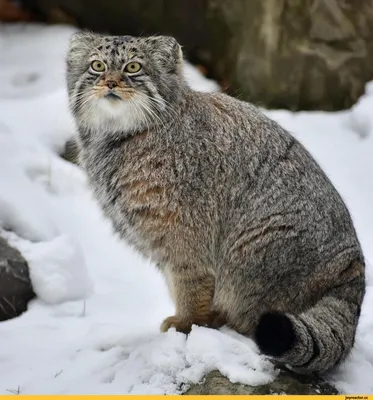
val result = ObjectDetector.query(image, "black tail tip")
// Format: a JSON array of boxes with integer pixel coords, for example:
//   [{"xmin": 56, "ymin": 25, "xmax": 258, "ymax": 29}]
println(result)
[{"xmin": 254, "ymin": 311, "xmax": 296, "ymax": 357}]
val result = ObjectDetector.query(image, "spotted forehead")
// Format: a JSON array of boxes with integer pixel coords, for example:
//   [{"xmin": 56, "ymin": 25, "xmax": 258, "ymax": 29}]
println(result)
[
  {"xmin": 111, "ymin": 35, "xmax": 134, "ymax": 46},
  {"xmin": 95, "ymin": 35, "xmax": 142, "ymax": 57}
]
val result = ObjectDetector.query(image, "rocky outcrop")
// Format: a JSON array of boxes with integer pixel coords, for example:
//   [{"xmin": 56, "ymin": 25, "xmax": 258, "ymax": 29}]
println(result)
[
  {"xmin": 208, "ymin": 0, "xmax": 373, "ymax": 111},
  {"xmin": 21, "ymin": 0, "xmax": 373, "ymax": 111},
  {"xmin": 184, "ymin": 369, "xmax": 338, "ymax": 395},
  {"xmin": 61, "ymin": 138, "xmax": 80, "ymax": 165},
  {"xmin": 0, "ymin": 0, "xmax": 32, "ymax": 22},
  {"xmin": 0, "ymin": 236, "xmax": 35, "ymax": 321}
]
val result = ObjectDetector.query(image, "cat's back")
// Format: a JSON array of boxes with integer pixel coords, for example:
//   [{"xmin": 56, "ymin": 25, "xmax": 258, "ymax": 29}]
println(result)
[
  {"xmin": 184, "ymin": 90, "xmax": 341, "ymax": 202},
  {"xmin": 183, "ymin": 89, "xmax": 360, "ymax": 249},
  {"xmin": 183, "ymin": 90, "xmax": 271, "ymax": 138},
  {"xmin": 182, "ymin": 89, "xmax": 296, "ymax": 165},
  {"xmin": 181, "ymin": 89, "xmax": 309, "ymax": 190}
]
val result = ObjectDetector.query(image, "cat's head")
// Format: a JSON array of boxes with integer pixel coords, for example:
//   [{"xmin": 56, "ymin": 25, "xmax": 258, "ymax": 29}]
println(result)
[{"xmin": 66, "ymin": 32, "xmax": 184, "ymax": 133}]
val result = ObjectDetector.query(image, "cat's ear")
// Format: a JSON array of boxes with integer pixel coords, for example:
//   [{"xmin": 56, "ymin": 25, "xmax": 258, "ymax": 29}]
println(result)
[
  {"xmin": 66, "ymin": 31, "xmax": 100, "ymax": 75},
  {"xmin": 68, "ymin": 31, "xmax": 99, "ymax": 54},
  {"xmin": 150, "ymin": 36, "xmax": 183, "ymax": 75},
  {"xmin": 66, "ymin": 31, "xmax": 100, "ymax": 94}
]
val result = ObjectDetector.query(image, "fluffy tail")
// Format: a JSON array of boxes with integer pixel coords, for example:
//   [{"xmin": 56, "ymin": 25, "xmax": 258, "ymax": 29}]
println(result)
[{"xmin": 254, "ymin": 263, "xmax": 365, "ymax": 374}]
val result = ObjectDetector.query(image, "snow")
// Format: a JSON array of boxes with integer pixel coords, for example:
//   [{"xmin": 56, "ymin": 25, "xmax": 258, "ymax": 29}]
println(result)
[
  {"xmin": 0, "ymin": 22, "xmax": 372, "ymax": 394},
  {"xmin": 3, "ymin": 231, "xmax": 92, "ymax": 304},
  {"xmin": 182, "ymin": 63, "xmax": 220, "ymax": 93}
]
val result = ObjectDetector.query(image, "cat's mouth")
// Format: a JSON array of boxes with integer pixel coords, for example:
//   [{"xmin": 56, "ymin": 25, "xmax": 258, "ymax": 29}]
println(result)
[{"xmin": 104, "ymin": 91, "xmax": 122, "ymax": 101}]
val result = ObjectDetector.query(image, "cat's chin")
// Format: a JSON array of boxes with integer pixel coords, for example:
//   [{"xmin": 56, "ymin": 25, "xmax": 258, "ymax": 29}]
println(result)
[
  {"xmin": 97, "ymin": 97, "xmax": 132, "ymax": 113},
  {"xmin": 82, "ymin": 97, "xmax": 148, "ymax": 133}
]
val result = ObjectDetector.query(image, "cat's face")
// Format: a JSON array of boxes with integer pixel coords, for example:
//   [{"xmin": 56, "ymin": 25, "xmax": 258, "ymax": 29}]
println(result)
[{"xmin": 66, "ymin": 32, "xmax": 184, "ymax": 133}]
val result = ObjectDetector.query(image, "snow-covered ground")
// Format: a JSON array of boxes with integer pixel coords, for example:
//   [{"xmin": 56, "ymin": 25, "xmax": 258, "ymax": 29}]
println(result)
[{"xmin": 0, "ymin": 23, "xmax": 372, "ymax": 394}]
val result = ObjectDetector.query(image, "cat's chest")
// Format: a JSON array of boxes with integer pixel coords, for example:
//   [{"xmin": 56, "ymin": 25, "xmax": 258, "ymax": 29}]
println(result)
[{"xmin": 83, "ymin": 132, "xmax": 179, "ymax": 244}]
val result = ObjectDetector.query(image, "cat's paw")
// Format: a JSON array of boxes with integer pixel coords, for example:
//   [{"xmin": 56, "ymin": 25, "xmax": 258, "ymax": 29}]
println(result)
[
  {"xmin": 209, "ymin": 310, "xmax": 227, "ymax": 329},
  {"xmin": 160, "ymin": 312, "xmax": 225, "ymax": 334},
  {"xmin": 160, "ymin": 316, "xmax": 193, "ymax": 334}
]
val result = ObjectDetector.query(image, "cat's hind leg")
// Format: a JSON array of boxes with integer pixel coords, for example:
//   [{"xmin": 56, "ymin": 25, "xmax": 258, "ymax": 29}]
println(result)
[{"xmin": 160, "ymin": 265, "xmax": 217, "ymax": 334}]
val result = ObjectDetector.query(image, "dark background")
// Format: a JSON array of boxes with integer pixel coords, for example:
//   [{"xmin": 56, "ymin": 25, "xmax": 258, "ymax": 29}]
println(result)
[{"xmin": 3, "ymin": 0, "xmax": 373, "ymax": 111}]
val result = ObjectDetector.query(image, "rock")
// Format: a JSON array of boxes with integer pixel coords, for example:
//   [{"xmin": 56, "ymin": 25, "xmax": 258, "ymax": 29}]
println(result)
[
  {"xmin": 60, "ymin": 138, "xmax": 80, "ymax": 165},
  {"xmin": 21, "ymin": 0, "xmax": 373, "ymax": 111},
  {"xmin": 0, "ymin": 0, "xmax": 32, "ymax": 22},
  {"xmin": 184, "ymin": 369, "xmax": 338, "ymax": 395},
  {"xmin": 0, "ymin": 237, "xmax": 35, "ymax": 321},
  {"xmin": 208, "ymin": 0, "xmax": 373, "ymax": 111}
]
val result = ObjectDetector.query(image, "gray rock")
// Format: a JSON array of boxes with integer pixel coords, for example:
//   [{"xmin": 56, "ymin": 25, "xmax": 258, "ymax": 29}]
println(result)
[
  {"xmin": 22, "ymin": 0, "xmax": 373, "ymax": 111},
  {"xmin": 184, "ymin": 369, "xmax": 338, "ymax": 395},
  {"xmin": 0, "ymin": 237, "xmax": 35, "ymax": 321},
  {"xmin": 60, "ymin": 138, "xmax": 80, "ymax": 165}
]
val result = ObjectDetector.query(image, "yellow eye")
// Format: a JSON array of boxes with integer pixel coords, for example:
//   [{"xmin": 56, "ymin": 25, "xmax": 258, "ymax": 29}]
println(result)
[
  {"xmin": 124, "ymin": 62, "xmax": 142, "ymax": 74},
  {"xmin": 90, "ymin": 60, "xmax": 106, "ymax": 72}
]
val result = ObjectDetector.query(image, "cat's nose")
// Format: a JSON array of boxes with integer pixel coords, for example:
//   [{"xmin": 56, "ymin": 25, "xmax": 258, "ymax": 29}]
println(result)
[{"xmin": 106, "ymin": 80, "xmax": 118, "ymax": 89}]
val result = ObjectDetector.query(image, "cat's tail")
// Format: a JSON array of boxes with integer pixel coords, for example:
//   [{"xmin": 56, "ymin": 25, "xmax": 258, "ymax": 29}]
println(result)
[{"xmin": 254, "ymin": 260, "xmax": 365, "ymax": 374}]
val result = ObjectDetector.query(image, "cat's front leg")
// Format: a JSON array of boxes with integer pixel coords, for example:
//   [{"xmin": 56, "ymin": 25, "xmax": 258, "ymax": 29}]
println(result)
[{"xmin": 160, "ymin": 265, "xmax": 217, "ymax": 334}]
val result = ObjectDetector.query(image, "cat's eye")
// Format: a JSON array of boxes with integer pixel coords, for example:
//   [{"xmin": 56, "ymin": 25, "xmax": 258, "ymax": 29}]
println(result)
[
  {"xmin": 90, "ymin": 60, "xmax": 106, "ymax": 73},
  {"xmin": 124, "ymin": 62, "xmax": 142, "ymax": 74}
]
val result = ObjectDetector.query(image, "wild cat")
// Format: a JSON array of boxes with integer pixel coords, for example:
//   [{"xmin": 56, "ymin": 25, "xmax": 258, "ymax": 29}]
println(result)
[{"xmin": 66, "ymin": 32, "xmax": 365, "ymax": 374}]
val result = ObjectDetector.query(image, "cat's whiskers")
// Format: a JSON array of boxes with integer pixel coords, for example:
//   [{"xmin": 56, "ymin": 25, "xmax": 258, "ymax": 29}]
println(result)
[
  {"xmin": 91, "ymin": 86, "xmax": 136, "ymax": 101},
  {"xmin": 136, "ymin": 96, "xmax": 164, "ymax": 129},
  {"xmin": 148, "ymin": 96, "xmax": 178, "ymax": 125},
  {"xmin": 70, "ymin": 91, "xmax": 96, "ymax": 116},
  {"xmin": 131, "ymin": 98, "xmax": 151, "ymax": 133}
]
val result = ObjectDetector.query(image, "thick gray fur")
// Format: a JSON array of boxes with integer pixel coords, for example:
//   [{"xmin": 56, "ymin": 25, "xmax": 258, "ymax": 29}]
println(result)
[{"xmin": 66, "ymin": 31, "xmax": 366, "ymax": 375}]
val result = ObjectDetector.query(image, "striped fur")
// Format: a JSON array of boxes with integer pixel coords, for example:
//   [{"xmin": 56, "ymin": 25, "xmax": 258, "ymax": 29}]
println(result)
[{"xmin": 66, "ymin": 32, "xmax": 366, "ymax": 374}]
